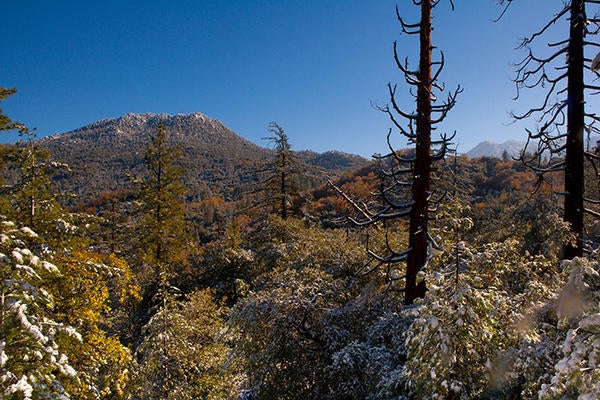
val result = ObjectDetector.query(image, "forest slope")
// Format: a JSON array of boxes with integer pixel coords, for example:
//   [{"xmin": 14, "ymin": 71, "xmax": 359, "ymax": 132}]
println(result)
[{"xmin": 38, "ymin": 113, "xmax": 368, "ymax": 203}]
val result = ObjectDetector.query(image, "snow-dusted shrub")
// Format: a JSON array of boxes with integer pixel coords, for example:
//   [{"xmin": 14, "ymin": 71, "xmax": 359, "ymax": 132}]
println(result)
[
  {"xmin": 131, "ymin": 288, "xmax": 237, "ymax": 400},
  {"xmin": 0, "ymin": 221, "xmax": 78, "ymax": 399},
  {"xmin": 325, "ymin": 312, "xmax": 414, "ymax": 399},
  {"xmin": 230, "ymin": 266, "xmax": 338, "ymax": 399},
  {"xmin": 402, "ymin": 281, "xmax": 513, "ymax": 399},
  {"xmin": 327, "ymin": 341, "xmax": 398, "ymax": 398},
  {"xmin": 400, "ymin": 234, "xmax": 565, "ymax": 399},
  {"xmin": 539, "ymin": 258, "xmax": 600, "ymax": 399}
]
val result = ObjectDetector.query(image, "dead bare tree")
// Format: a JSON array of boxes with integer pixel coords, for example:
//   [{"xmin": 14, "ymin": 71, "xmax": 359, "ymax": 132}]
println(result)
[
  {"xmin": 332, "ymin": 0, "xmax": 459, "ymax": 305},
  {"xmin": 504, "ymin": 0, "xmax": 600, "ymax": 258}
]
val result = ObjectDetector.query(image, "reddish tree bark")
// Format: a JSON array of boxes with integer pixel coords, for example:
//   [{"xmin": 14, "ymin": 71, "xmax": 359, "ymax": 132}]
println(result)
[
  {"xmin": 406, "ymin": 0, "xmax": 433, "ymax": 304},
  {"xmin": 331, "ymin": 1, "xmax": 459, "ymax": 305}
]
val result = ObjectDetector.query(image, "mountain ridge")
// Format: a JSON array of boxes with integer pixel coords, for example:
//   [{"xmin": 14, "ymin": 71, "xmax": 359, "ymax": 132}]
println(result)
[{"xmin": 38, "ymin": 112, "xmax": 369, "ymax": 203}]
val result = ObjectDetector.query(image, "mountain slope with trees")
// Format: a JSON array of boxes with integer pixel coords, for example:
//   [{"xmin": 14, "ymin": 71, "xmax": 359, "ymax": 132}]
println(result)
[
  {"xmin": 2, "ymin": 0, "xmax": 600, "ymax": 399},
  {"xmin": 38, "ymin": 113, "xmax": 368, "ymax": 204}
]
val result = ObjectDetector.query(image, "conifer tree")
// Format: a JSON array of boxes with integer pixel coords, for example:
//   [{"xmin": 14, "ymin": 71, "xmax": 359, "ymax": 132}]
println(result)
[
  {"xmin": 128, "ymin": 120, "xmax": 189, "ymax": 344},
  {"xmin": 133, "ymin": 122, "xmax": 187, "ymax": 289},
  {"xmin": 0, "ymin": 91, "xmax": 72, "ymax": 247},
  {"xmin": 10, "ymin": 128, "xmax": 66, "ymax": 237},
  {"xmin": 0, "ymin": 88, "xmax": 19, "ymax": 133},
  {"xmin": 0, "ymin": 87, "xmax": 138, "ymax": 398},
  {"xmin": 0, "ymin": 222, "xmax": 79, "ymax": 399},
  {"xmin": 130, "ymin": 289, "xmax": 235, "ymax": 399},
  {"xmin": 0, "ymin": 87, "xmax": 21, "ymax": 214},
  {"xmin": 254, "ymin": 122, "xmax": 302, "ymax": 219},
  {"xmin": 265, "ymin": 122, "xmax": 296, "ymax": 219}
]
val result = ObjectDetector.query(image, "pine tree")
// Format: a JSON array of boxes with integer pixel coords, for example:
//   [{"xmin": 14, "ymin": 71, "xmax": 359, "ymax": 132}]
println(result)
[
  {"xmin": 127, "ymin": 121, "xmax": 190, "ymax": 353},
  {"xmin": 0, "ymin": 87, "xmax": 21, "ymax": 214},
  {"xmin": 10, "ymin": 129, "xmax": 66, "ymax": 237},
  {"xmin": 0, "ymin": 88, "xmax": 137, "ymax": 398},
  {"xmin": 249, "ymin": 122, "xmax": 304, "ymax": 220},
  {"xmin": 0, "ymin": 221, "xmax": 78, "ymax": 398},
  {"xmin": 134, "ymin": 122, "xmax": 187, "ymax": 283},
  {"xmin": 0, "ymin": 87, "xmax": 19, "ymax": 133},
  {"xmin": 130, "ymin": 289, "xmax": 235, "ymax": 399}
]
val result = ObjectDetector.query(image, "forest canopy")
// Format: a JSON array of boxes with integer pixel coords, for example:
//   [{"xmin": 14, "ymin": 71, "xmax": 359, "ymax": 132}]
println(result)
[{"xmin": 1, "ymin": 1, "xmax": 600, "ymax": 399}]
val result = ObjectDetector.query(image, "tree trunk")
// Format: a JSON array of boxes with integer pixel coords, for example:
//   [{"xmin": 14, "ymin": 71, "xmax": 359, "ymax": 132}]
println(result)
[
  {"xmin": 405, "ymin": 0, "xmax": 432, "ymax": 305},
  {"xmin": 281, "ymin": 153, "xmax": 287, "ymax": 220},
  {"xmin": 563, "ymin": 0, "xmax": 585, "ymax": 259}
]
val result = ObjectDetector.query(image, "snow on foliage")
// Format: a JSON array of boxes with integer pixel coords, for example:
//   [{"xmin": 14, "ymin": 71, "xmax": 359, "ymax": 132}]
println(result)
[
  {"xmin": 0, "ymin": 220, "xmax": 79, "ymax": 399},
  {"xmin": 400, "ymin": 243, "xmax": 600, "ymax": 400},
  {"xmin": 399, "ymin": 226, "xmax": 571, "ymax": 399},
  {"xmin": 131, "ymin": 288, "xmax": 237, "ymax": 399},
  {"xmin": 19, "ymin": 227, "xmax": 38, "ymax": 238},
  {"xmin": 539, "ymin": 258, "xmax": 600, "ymax": 399},
  {"xmin": 402, "ymin": 282, "xmax": 514, "ymax": 399},
  {"xmin": 325, "ymin": 311, "xmax": 414, "ymax": 399}
]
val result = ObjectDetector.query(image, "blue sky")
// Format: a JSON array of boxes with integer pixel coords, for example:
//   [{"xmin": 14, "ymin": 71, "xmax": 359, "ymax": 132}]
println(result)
[{"xmin": 1, "ymin": 1, "xmax": 598, "ymax": 157}]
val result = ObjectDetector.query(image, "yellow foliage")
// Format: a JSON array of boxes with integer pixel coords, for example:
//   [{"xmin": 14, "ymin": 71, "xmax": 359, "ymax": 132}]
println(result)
[{"xmin": 46, "ymin": 250, "xmax": 140, "ymax": 399}]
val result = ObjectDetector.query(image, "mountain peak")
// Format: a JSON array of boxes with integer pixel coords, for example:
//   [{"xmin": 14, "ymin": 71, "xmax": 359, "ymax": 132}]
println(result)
[
  {"xmin": 466, "ymin": 140, "xmax": 525, "ymax": 159},
  {"xmin": 38, "ymin": 112, "xmax": 369, "ymax": 203},
  {"xmin": 73, "ymin": 112, "xmax": 210, "ymax": 129},
  {"xmin": 53, "ymin": 112, "xmax": 238, "ymax": 144}
]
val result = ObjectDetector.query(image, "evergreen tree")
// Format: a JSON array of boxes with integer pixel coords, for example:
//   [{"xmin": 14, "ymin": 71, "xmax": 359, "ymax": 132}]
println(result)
[
  {"xmin": 0, "ymin": 91, "xmax": 78, "ymax": 249},
  {"xmin": 0, "ymin": 87, "xmax": 21, "ymax": 214},
  {"xmin": 127, "ymin": 122, "xmax": 190, "ymax": 360},
  {"xmin": 263, "ymin": 122, "xmax": 296, "ymax": 219},
  {"xmin": 0, "ymin": 88, "xmax": 138, "ymax": 398},
  {"xmin": 0, "ymin": 87, "xmax": 19, "ymax": 133},
  {"xmin": 0, "ymin": 221, "xmax": 78, "ymax": 399},
  {"xmin": 9, "ymin": 128, "xmax": 67, "ymax": 238},
  {"xmin": 130, "ymin": 289, "xmax": 236, "ymax": 399},
  {"xmin": 255, "ymin": 122, "xmax": 303, "ymax": 219},
  {"xmin": 134, "ymin": 122, "xmax": 187, "ymax": 288}
]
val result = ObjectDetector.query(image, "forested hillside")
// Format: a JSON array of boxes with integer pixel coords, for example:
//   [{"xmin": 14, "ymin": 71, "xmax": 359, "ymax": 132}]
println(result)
[
  {"xmin": 1, "ymin": 0, "xmax": 600, "ymax": 399},
  {"xmin": 37, "ymin": 113, "xmax": 368, "ymax": 204},
  {"xmin": 2, "ymin": 93, "xmax": 599, "ymax": 399}
]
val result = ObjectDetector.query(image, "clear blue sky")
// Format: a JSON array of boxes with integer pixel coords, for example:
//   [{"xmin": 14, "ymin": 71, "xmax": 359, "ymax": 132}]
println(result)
[{"xmin": 1, "ymin": 1, "xmax": 597, "ymax": 157}]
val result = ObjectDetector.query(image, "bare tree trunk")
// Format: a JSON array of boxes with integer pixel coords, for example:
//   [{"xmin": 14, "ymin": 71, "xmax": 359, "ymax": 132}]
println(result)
[
  {"xmin": 405, "ymin": 0, "xmax": 432, "ymax": 305},
  {"xmin": 564, "ymin": 0, "xmax": 585, "ymax": 259},
  {"xmin": 281, "ymin": 152, "xmax": 287, "ymax": 220},
  {"xmin": 330, "ymin": 0, "xmax": 457, "ymax": 304}
]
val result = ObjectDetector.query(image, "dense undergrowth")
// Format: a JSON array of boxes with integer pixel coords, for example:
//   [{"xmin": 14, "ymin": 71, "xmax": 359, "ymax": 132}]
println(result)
[{"xmin": 2, "ymin": 88, "xmax": 600, "ymax": 399}]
